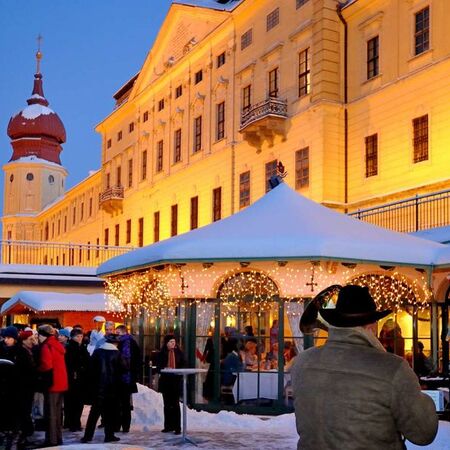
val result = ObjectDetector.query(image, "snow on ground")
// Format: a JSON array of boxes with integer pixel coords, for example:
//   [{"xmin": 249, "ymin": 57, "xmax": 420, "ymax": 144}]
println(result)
[
  {"xmin": 40, "ymin": 385, "xmax": 450, "ymax": 449},
  {"xmin": 133, "ymin": 384, "xmax": 296, "ymax": 433}
]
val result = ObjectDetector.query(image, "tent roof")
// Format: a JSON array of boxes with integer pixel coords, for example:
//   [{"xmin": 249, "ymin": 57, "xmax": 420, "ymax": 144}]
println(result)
[
  {"xmin": 411, "ymin": 225, "xmax": 450, "ymax": 245},
  {"xmin": 0, "ymin": 291, "xmax": 108, "ymax": 315},
  {"xmin": 97, "ymin": 183, "xmax": 447, "ymax": 277}
]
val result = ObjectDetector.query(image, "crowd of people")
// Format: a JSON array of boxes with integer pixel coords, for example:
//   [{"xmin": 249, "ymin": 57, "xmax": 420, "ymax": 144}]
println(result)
[
  {"xmin": 200, "ymin": 321, "xmax": 298, "ymax": 404},
  {"xmin": 0, "ymin": 317, "xmax": 140, "ymax": 449}
]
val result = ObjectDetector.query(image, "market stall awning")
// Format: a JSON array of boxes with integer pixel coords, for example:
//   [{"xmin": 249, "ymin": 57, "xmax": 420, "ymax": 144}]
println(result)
[
  {"xmin": 97, "ymin": 182, "xmax": 447, "ymax": 277},
  {"xmin": 0, "ymin": 291, "xmax": 108, "ymax": 315}
]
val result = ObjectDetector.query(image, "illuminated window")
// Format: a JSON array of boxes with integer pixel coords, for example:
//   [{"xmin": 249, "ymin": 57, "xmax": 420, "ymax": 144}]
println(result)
[
  {"xmin": 217, "ymin": 52, "xmax": 226, "ymax": 68},
  {"xmin": 174, "ymin": 129, "xmax": 182, "ymax": 163},
  {"xmin": 265, "ymin": 160, "xmax": 278, "ymax": 192},
  {"xmin": 295, "ymin": 147, "xmax": 310, "ymax": 188},
  {"xmin": 217, "ymin": 102, "xmax": 225, "ymax": 140},
  {"xmin": 157, "ymin": 140, "xmax": 164, "ymax": 172},
  {"xmin": 367, "ymin": 36, "xmax": 379, "ymax": 79},
  {"xmin": 142, "ymin": 150, "xmax": 147, "ymax": 180},
  {"xmin": 171, "ymin": 204, "xmax": 178, "ymax": 236},
  {"xmin": 269, "ymin": 67, "xmax": 279, "ymax": 98},
  {"xmin": 299, "ymin": 48, "xmax": 311, "ymax": 97},
  {"xmin": 116, "ymin": 166, "xmax": 122, "ymax": 187},
  {"xmin": 267, "ymin": 8, "xmax": 279, "ymax": 31},
  {"xmin": 138, "ymin": 218, "xmax": 144, "ymax": 247},
  {"xmin": 365, "ymin": 135, "xmax": 378, "ymax": 177},
  {"xmin": 115, "ymin": 224, "xmax": 120, "ymax": 246},
  {"xmin": 239, "ymin": 171, "xmax": 250, "ymax": 209},
  {"xmin": 194, "ymin": 116, "xmax": 202, "ymax": 153},
  {"xmin": 195, "ymin": 70, "xmax": 203, "ymax": 84},
  {"xmin": 154, "ymin": 211, "xmax": 160, "ymax": 243},
  {"xmin": 190, "ymin": 196, "xmax": 198, "ymax": 230},
  {"xmin": 242, "ymin": 85, "xmax": 251, "ymax": 114},
  {"xmin": 126, "ymin": 219, "xmax": 131, "ymax": 244},
  {"xmin": 213, "ymin": 187, "xmax": 222, "ymax": 222},
  {"xmin": 413, "ymin": 115, "xmax": 428, "ymax": 163},
  {"xmin": 241, "ymin": 29, "xmax": 253, "ymax": 50},
  {"xmin": 415, "ymin": 7, "xmax": 429, "ymax": 55},
  {"xmin": 128, "ymin": 159, "xmax": 133, "ymax": 187}
]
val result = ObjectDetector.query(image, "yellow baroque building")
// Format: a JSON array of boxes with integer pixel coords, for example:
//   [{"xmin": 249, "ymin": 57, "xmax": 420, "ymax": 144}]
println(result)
[{"xmin": 3, "ymin": 0, "xmax": 450, "ymax": 258}]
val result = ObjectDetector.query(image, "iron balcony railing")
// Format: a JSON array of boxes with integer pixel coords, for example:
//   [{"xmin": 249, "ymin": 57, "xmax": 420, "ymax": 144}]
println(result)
[
  {"xmin": 0, "ymin": 240, "xmax": 134, "ymax": 267},
  {"xmin": 348, "ymin": 188, "xmax": 450, "ymax": 233},
  {"xmin": 99, "ymin": 185, "xmax": 124, "ymax": 205},
  {"xmin": 240, "ymin": 97, "xmax": 288, "ymax": 130}
]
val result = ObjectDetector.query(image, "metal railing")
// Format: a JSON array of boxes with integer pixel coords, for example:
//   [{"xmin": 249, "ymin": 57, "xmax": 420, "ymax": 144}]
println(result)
[
  {"xmin": 348, "ymin": 189, "xmax": 450, "ymax": 232},
  {"xmin": 0, "ymin": 240, "xmax": 134, "ymax": 267},
  {"xmin": 240, "ymin": 97, "xmax": 288, "ymax": 130},
  {"xmin": 99, "ymin": 185, "xmax": 124, "ymax": 205}
]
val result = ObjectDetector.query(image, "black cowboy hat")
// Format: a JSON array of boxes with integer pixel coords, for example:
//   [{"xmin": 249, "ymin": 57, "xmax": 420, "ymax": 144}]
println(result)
[
  {"xmin": 319, "ymin": 285, "xmax": 391, "ymax": 327},
  {"xmin": 300, "ymin": 285, "xmax": 341, "ymax": 334}
]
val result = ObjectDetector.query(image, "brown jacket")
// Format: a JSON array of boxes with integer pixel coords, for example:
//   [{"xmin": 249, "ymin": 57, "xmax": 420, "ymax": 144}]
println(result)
[{"xmin": 291, "ymin": 327, "xmax": 438, "ymax": 450}]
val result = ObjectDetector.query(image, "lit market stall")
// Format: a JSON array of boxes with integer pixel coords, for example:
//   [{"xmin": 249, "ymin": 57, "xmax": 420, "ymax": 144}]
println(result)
[{"xmin": 98, "ymin": 181, "xmax": 449, "ymax": 414}]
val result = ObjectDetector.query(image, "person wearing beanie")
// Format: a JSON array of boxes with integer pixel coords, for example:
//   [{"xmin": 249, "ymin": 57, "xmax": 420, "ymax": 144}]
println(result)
[
  {"xmin": 81, "ymin": 333, "xmax": 125, "ymax": 444},
  {"xmin": 115, "ymin": 324, "xmax": 141, "ymax": 433},
  {"xmin": 57, "ymin": 328, "xmax": 70, "ymax": 346},
  {"xmin": 0, "ymin": 325, "xmax": 35, "ymax": 446},
  {"xmin": 38, "ymin": 324, "xmax": 68, "ymax": 447},
  {"xmin": 87, "ymin": 316, "xmax": 106, "ymax": 356},
  {"xmin": 156, "ymin": 334, "xmax": 185, "ymax": 435},
  {"xmin": 64, "ymin": 327, "xmax": 90, "ymax": 431}
]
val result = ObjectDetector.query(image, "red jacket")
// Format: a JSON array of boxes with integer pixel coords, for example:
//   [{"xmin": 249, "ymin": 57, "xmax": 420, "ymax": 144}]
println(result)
[{"xmin": 39, "ymin": 335, "xmax": 68, "ymax": 392}]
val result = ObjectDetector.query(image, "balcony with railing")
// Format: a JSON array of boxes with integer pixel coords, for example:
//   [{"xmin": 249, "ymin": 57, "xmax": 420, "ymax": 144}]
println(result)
[
  {"xmin": 0, "ymin": 240, "xmax": 133, "ymax": 267},
  {"xmin": 348, "ymin": 189, "xmax": 450, "ymax": 234},
  {"xmin": 239, "ymin": 98, "xmax": 288, "ymax": 150},
  {"xmin": 99, "ymin": 185, "xmax": 124, "ymax": 214}
]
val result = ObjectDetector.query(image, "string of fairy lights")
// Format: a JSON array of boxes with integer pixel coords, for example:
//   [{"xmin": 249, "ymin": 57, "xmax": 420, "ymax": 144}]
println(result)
[{"xmin": 104, "ymin": 261, "xmax": 432, "ymax": 319}]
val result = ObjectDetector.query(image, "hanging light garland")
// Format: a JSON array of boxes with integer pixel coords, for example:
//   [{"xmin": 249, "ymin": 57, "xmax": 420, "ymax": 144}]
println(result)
[{"xmin": 104, "ymin": 261, "xmax": 431, "ymax": 318}]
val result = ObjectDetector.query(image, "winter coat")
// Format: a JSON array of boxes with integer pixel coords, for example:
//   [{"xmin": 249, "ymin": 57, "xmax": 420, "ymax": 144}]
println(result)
[
  {"xmin": 291, "ymin": 327, "xmax": 438, "ymax": 450},
  {"xmin": 65, "ymin": 339, "xmax": 90, "ymax": 391},
  {"xmin": 221, "ymin": 351, "xmax": 243, "ymax": 386},
  {"xmin": 118, "ymin": 334, "xmax": 141, "ymax": 393},
  {"xmin": 156, "ymin": 347, "xmax": 185, "ymax": 393},
  {"xmin": 90, "ymin": 342, "xmax": 126, "ymax": 401},
  {"xmin": 39, "ymin": 335, "xmax": 68, "ymax": 393}
]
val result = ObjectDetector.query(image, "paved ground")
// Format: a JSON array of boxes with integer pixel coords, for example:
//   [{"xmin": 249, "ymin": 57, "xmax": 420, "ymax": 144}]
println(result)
[{"xmin": 34, "ymin": 427, "xmax": 298, "ymax": 449}]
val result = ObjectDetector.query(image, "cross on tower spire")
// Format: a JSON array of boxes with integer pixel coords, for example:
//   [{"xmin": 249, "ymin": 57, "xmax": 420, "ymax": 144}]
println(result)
[{"xmin": 36, "ymin": 34, "xmax": 43, "ymax": 74}]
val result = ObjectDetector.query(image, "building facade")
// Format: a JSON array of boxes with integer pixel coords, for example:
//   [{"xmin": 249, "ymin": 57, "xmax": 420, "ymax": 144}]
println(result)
[{"xmin": 4, "ymin": 0, "xmax": 450, "ymax": 253}]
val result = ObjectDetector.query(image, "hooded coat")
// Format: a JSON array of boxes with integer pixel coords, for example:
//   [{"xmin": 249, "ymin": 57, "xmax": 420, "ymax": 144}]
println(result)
[
  {"xmin": 291, "ymin": 327, "xmax": 438, "ymax": 450},
  {"xmin": 39, "ymin": 335, "xmax": 68, "ymax": 393}
]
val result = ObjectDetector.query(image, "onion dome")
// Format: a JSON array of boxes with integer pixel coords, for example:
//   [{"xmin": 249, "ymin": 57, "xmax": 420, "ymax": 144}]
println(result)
[{"xmin": 7, "ymin": 47, "xmax": 66, "ymax": 165}]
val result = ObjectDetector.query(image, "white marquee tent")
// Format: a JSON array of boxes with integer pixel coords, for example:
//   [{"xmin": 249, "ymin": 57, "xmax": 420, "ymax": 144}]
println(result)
[{"xmin": 98, "ymin": 182, "xmax": 448, "ymax": 277}]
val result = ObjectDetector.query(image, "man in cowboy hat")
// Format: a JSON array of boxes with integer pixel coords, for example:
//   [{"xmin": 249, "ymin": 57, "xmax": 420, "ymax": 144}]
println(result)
[{"xmin": 292, "ymin": 285, "xmax": 438, "ymax": 450}]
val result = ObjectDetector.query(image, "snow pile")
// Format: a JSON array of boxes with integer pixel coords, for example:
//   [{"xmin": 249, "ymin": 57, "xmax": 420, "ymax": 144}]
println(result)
[
  {"xmin": 407, "ymin": 421, "xmax": 450, "ymax": 449},
  {"xmin": 132, "ymin": 385, "xmax": 450, "ymax": 448},
  {"xmin": 20, "ymin": 104, "xmax": 55, "ymax": 120},
  {"xmin": 132, "ymin": 384, "xmax": 296, "ymax": 433}
]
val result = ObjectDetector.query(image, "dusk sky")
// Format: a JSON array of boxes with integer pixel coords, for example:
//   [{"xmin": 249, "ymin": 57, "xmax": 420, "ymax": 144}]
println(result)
[{"xmin": 0, "ymin": 0, "xmax": 172, "ymax": 215}]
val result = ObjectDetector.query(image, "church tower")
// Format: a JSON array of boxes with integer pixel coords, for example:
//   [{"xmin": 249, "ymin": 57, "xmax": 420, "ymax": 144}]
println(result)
[{"xmin": 3, "ymin": 42, "xmax": 68, "ymax": 241}]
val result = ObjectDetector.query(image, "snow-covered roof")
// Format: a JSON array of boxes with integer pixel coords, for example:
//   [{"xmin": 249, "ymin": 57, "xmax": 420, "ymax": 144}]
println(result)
[
  {"xmin": 411, "ymin": 225, "xmax": 450, "ymax": 244},
  {"xmin": 15, "ymin": 104, "xmax": 55, "ymax": 120},
  {"xmin": 0, "ymin": 291, "xmax": 108, "ymax": 315},
  {"xmin": 0, "ymin": 265, "xmax": 102, "ymax": 284},
  {"xmin": 173, "ymin": 0, "xmax": 243, "ymax": 12},
  {"xmin": 98, "ymin": 183, "xmax": 448, "ymax": 277}
]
